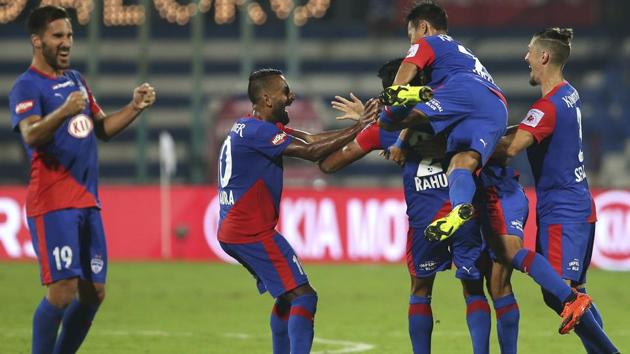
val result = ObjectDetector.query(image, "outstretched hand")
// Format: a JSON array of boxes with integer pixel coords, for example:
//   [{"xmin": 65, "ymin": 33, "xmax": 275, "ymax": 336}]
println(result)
[
  {"xmin": 132, "ymin": 83, "xmax": 156, "ymax": 110},
  {"xmin": 358, "ymin": 98, "xmax": 379, "ymax": 126},
  {"xmin": 332, "ymin": 93, "xmax": 364, "ymax": 121},
  {"xmin": 380, "ymin": 146, "xmax": 407, "ymax": 166}
]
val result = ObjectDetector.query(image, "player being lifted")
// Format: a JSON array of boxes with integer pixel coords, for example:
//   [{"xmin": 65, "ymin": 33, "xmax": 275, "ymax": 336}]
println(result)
[
  {"xmin": 8, "ymin": 6, "xmax": 156, "ymax": 354},
  {"xmin": 379, "ymin": 2, "xmax": 508, "ymax": 243},
  {"xmin": 322, "ymin": 59, "xmax": 495, "ymax": 354},
  {"xmin": 499, "ymin": 28, "xmax": 619, "ymax": 353},
  {"xmin": 217, "ymin": 69, "xmax": 376, "ymax": 354}
]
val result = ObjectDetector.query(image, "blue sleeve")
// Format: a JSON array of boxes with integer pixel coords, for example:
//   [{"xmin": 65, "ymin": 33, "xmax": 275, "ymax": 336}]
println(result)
[
  {"xmin": 250, "ymin": 122, "xmax": 293, "ymax": 159},
  {"xmin": 379, "ymin": 105, "xmax": 414, "ymax": 125},
  {"xmin": 9, "ymin": 79, "xmax": 42, "ymax": 132}
]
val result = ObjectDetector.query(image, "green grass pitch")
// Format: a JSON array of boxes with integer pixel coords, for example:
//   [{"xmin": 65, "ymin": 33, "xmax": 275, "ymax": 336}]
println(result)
[{"xmin": 1, "ymin": 262, "xmax": 628, "ymax": 353}]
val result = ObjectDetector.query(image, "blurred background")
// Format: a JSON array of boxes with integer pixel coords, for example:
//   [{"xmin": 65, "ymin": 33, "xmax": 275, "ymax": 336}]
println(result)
[{"xmin": 1, "ymin": 0, "xmax": 629, "ymax": 188}]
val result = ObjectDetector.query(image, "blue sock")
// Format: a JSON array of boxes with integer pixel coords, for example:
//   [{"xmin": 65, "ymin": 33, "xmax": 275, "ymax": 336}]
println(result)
[
  {"xmin": 577, "ymin": 288, "xmax": 603, "ymax": 328},
  {"xmin": 512, "ymin": 249, "xmax": 573, "ymax": 303},
  {"xmin": 408, "ymin": 295, "xmax": 433, "ymax": 354},
  {"xmin": 465, "ymin": 295, "xmax": 491, "ymax": 354},
  {"xmin": 288, "ymin": 294, "xmax": 317, "ymax": 354},
  {"xmin": 542, "ymin": 289, "xmax": 618, "ymax": 353},
  {"xmin": 52, "ymin": 299, "xmax": 99, "ymax": 354},
  {"xmin": 32, "ymin": 297, "xmax": 64, "ymax": 354},
  {"xmin": 574, "ymin": 310, "xmax": 618, "ymax": 354},
  {"xmin": 270, "ymin": 300, "xmax": 290, "ymax": 354},
  {"xmin": 493, "ymin": 294, "xmax": 519, "ymax": 354},
  {"xmin": 448, "ymin": 169, "xmax": 476, "ymax": 207}
]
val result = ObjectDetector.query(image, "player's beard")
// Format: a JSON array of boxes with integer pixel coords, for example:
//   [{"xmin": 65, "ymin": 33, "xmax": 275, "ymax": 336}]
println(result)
[
  {"xmin": 42, "ymin": 42, "xmax": 70, "ymax": 72},
  {"xmin": 528, "ymin": 72, "xmax": 539, "ymax": 86},
  {"xmin": 280, "ymin": 110, "xmax": 290, "ymax": 125}
]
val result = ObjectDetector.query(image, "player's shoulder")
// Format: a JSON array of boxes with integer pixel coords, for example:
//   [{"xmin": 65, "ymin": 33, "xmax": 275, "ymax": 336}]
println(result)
[
  {"xmin": 10, "ymin": 70, "xmax": 39, "ymax": 93},
  {"xmin": 232, "ymin": 117, "xmax": 281, "ymax": 140}
]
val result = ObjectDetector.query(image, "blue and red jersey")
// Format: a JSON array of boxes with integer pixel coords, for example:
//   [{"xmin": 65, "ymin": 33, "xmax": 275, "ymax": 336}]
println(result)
[
  {"xmin": 518, "ymin": 82, "xmax": 596, "ymax": 224},
  {"xmin": 403, "ymin": 34, "xmax": 502, "ymax": 94},
  {"xmin": 9, "ymin": 67, "xmax": 103, "ymax": 217},
  {"xmin": 355, "ymin": 123, "xmax": 451, "ymax": 229},
  {"xmin": 217, "ymin": 117, "xmax": 293, "ymax": 244}
]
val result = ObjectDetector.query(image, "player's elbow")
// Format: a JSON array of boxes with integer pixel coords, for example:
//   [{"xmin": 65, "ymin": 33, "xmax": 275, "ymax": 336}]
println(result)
[
  {"xmin": 22, "ymin": 130, "xmax": 46, "ymax": 147},
  {"xmin": 318, "ymin": 160, "xmax": 338, "ymax": 174},
  {"xmin": 504, "ymin": 145, "xmax": 520, "ymax": 158}
]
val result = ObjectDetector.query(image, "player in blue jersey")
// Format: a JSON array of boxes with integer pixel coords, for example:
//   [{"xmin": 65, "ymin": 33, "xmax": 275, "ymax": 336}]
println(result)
[
  {"xmin": 499, "ymin": 28, "xmax": 619, "ymax": 353},
  {"xmin": 217, "ymin": 68, "xmax": 376, "ymax": 354},
  {"xmin": 8, "ymin": 6, "xmax": 156, "ymax": 354},
  {"xmin": 378, "ymin": 2, "xmax": 508, "ymax": 243},
  {"xmin": 321, "ymin": 59, "xmax": 494, "ymax": 354}
]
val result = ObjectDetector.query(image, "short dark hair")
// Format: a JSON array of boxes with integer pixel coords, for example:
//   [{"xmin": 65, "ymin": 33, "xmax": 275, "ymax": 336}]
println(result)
[
  {"xmin": 27, "ymin": 5, "xmax": 70, "ymax": 36},
  {"xmin": 533, "ymin": 27, "xmax": 574, "ymax": 66},
  {"xmin": 406, "ymin": 1, "xmax": 448, "ymax": 32},
  {"xmin": 377, "ymin": 58, "xmax": 426, "ymax": 89},
  {"xmin": 247, "ymin": 68, "xmax": 283, "ymax": 104}
]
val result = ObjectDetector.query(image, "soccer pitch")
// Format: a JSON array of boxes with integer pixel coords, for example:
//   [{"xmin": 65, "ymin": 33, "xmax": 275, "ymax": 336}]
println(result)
[{"xmin": 1, "ymin": 263, "xmax": 628, "ymax": 353}]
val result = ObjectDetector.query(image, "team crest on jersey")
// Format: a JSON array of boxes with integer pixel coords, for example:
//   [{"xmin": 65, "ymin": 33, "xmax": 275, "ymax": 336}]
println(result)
[
  {"xmin": 15, "ymin": 99, "xmax": 35, "ymax": 114},
  {"xmin": 406, "ymin": 44, "xmax": 419, "ymax": 58},
  {"xmin": 68, "ymin": 114, "xmax": 93, "ymax": 138},
  {"xmin": 271, "ymin": 132, "xmax": 288, "ymax": 145},
  {"xmin": 91, "ymin": 255, "xmax": 104, "ymax": 274},
  {"xmin": 522, "ymin": 108, "xmax": 544, "ymax": 127}
]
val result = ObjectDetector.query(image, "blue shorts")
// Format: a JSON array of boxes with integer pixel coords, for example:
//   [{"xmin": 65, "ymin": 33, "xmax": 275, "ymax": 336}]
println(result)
[
  {"xmin": 407, "ymin": 217, "xmax": 484, "ymax": 280},
  {"xmin": 415, "ymin": 76, "xmax": 507, "ymax": 165},
  {"xmin": 220, "ymin": 233, "xmax": 309, "ymax": 298},
  {"xmin": 536, "ymin": 222, "xmax": 595, "ymax": 284},
  {"xmin": 28, "ymin": 208, "xmax": 108, "ymax": 285},
  {"xmin": 480, "ymin": 184, "xmax": 529, "ymax": 260}
]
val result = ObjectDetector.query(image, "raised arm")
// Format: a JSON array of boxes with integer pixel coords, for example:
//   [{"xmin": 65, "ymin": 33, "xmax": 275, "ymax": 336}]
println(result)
[
  {"xmin": 18, "ymin": 91, "xmax": 86, "ymax": 147},
  {"xmin": 93, "ymin": 83, "xmax": 156, "ymax": 141},
  {"xmin": 283, "ymin": 100, "xmax": 378, "ymax": 162}
]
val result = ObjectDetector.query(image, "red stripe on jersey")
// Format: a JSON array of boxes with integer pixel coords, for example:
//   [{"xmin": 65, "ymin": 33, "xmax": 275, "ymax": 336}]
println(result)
[
  {"xmin": 432, "ymin": 201, "xmax": 452, "ymax": 220},
  {"xmin": 466, "ymin": 300, "xmax": 491, "ymax": 315},
  {"xmin": 547, "ymin": 224, "xmax": 563, "ymax": 275},
  {"xmin": 26, "ymin": 151, "xmax": 98, "ymax": 217},
  {"xmin": 405, "ymin": 228, "xmax": 417, "ymax": 277},
  {"xmin": 403, "ymin": 37, "xmax": 436, "ymax": 70},
  {"xmin": 290, "ymin": 306, "xmax": 314, "ymax": 321},
  {"xmin": 486, "ymin": 187, "xmax": 508, "ymax": 235},
  {"xmin": 587, "ymin": 198, "xmax": 597, "ymax": 223},
  {"xmin": 262, "ymin": 237, "xmax": 297, "ymax": 292},
  {"xmin": 408, "ymin": 303, "xmax": 432, "ymax": 317},
  {"xmin": 218, "ymin": 179, "xmax": 278, "ymax": 243},
  {"xmin": 496, "ymin": 303, "xmax": 519, "ymax": 319},
  {"xmin": 35, "ymin": 216, "xmax": 53, "ymax": 284},
  {"xmin": 355, "ymin": 123, "xmax": 381, "ymax": 152}
]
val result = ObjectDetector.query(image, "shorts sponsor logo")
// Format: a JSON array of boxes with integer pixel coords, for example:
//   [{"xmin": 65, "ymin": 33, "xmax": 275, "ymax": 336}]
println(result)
[
  {"xmin": 15, "ymin": 100, "xmax": 34, "ymax": 114},
  {"xmin": 567, "ymin": 258, "xmax": 580, "ymax": 272},
  {"xmin": 521, "ymin": 108, "xmax": 544, "ymax": 127},
  {"xmin": 418, "ymin": 260, "xmax": 438, "ymax": 271},
  {"xmin": 91, "ymin": 255, "xmax": 104, "ymax": 274},
  {"xmin": 510, "ymin": 219, "xmax": 524, "ymax": 232},
  {"xmin": 591, "ymin": 190, "xmax": 630, "ymax": 270},
  {"xmin": 271, "ymin": 132, "xmax": 288, "ymax": 145},
  {"xmin": 406, "ymin": 44, "xmax": 419, "ymax": 58},
  {"xmin": 425, "ymin": 98, "xmax": 443, "ymax": 113},
  {"xmin": 68, "ymin": 114, "xmax": 93, "ymax": 138}
]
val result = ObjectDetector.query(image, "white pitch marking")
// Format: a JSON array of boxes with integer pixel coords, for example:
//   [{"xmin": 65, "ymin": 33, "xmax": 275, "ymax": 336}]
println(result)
[
  {"xmin": 221, "ymin": 333, "xmax": 375, "ymax": 353},
  {"xmin": 312, "ymin": 337, "xmax": 375, "ymax": 353}
]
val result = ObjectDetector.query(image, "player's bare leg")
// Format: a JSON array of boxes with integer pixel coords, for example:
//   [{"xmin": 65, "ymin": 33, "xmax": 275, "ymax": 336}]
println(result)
[
  {"xmin": 408, "ymin": 276, "xmax": 436, "ymax": 353},
  {"xmin": 425, "ymin": 151, "xmax": 480, "ymax": 242},
  {"xmin": 461, "ymin": 279, "xmax": 491, "ymax": 354},
  {"xmin": 278, "ymin": 284, "xmax": 317, "ymax": 354}
]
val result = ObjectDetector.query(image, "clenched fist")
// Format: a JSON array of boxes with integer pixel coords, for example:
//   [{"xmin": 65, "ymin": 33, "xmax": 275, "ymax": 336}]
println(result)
[
  {"xmin": 131, "ymin": 83, "xmax": 156, "ymax": 110},
  {"xmin": 62, "ymin": 91, "xmax": 87, "ymax": 117}
]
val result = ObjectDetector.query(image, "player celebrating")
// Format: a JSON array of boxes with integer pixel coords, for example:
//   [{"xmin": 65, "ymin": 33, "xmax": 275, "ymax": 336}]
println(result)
[
  {"xmin": 500, "ymin": 28, "xmax": 619, "ymax": 352},
  {"xmin": 217, "ymin": 68, "xmax": 376, "ymax": 354},
  {"xmin": 322, "ymin": 59, "xmax": 494, "ymax": 354},
  {"xmin": 379, "ymin": 2, "xmax": 508, "ymax": 243},
  {"xmin": 8, "ymin": 6, "xmax": 156, "ymax": 354}
]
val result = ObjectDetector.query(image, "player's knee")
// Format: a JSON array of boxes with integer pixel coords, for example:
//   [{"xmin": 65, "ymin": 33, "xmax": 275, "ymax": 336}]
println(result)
[
  {"xmin": 47, "ymin": 278, "xmax": 79, "ymax": 308},
  {"xmin": 410, "ymin": 276, "xmax": 433, "ymax": 297},
  {"xmin": 78, "ymin": 281, "xmax": 106, "ymax": 305},
  {"xmin": 449, "ymin": 151, "xmax": 481, "ymax": 172}
]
